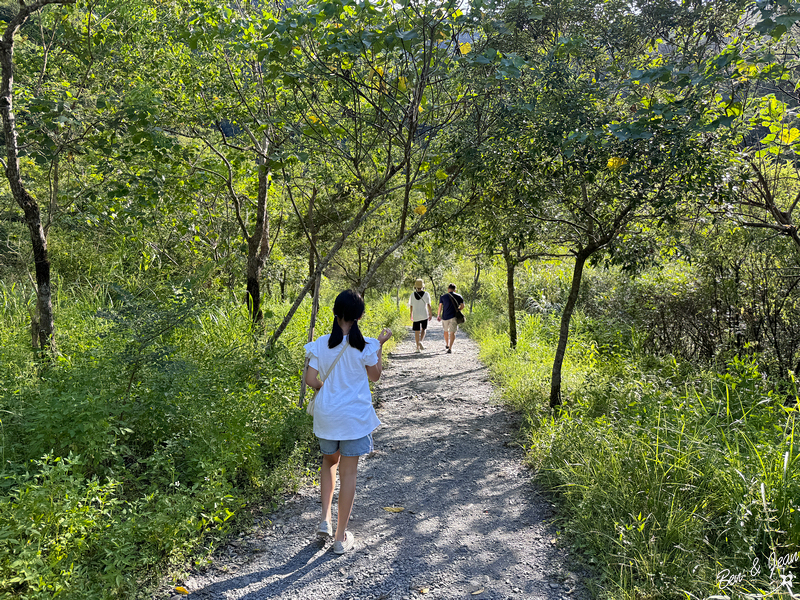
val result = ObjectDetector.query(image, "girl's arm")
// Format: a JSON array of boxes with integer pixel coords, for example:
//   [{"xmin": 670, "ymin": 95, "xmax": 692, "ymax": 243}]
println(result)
[
  {"xmin": 366, "ymin": 328, "xmax": 392, "ymax": 382},
  {"xmin": 305, "ymin": 366, "xmax": 322, "ymax": 391},
  {"xmin": 366, "ymin": 348, "xmax": 383, "ymax": 382}
]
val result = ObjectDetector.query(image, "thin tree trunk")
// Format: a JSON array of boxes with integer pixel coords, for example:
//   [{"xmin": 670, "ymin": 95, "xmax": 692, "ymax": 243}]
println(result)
[
  {"xmin": 307, "ymin": 189, "xmax": 316, "ymax": 279},
  {"xmin": 245, "ymin": 165, "xmax": 271, "ymax": 323},
  {"xmin": 502, "ymin": 242, "xmax": 517, "ymax": 348},
  {"xmin": 470, "ymin": 262, "xmax": 480, "ymax": 315},
  {"xmin": 300, "ymin": 271, "xmax": 321, "ymax": 407},
  {"xmin": 300, "ymin": 197, "xmax": 319, "ymax": 406},
  {"xmin": 550, "ymin": 248, "xmax": 592, "ymax": 408},
  {"xmin": 245, "ymin": 258, "xmax": 262, "ymax": 322},
  {"xmin": 0, "ymin": 0, "xmax": 72, "ymax": 353}
]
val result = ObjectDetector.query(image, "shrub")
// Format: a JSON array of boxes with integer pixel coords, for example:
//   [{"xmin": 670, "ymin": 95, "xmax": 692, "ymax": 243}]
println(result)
[{"xmin": 467, "ymin": 306, "xmax": 800, "ymax": 600}]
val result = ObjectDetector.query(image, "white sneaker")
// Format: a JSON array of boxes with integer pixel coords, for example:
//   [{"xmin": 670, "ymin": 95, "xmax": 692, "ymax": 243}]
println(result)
[
  {"xmin": 317, "ymin": 521, "xmax": 332, "ymax": 540},
  {"xmin": 333, "ymin": 531, "xmax": 355, "ymax": 554}
]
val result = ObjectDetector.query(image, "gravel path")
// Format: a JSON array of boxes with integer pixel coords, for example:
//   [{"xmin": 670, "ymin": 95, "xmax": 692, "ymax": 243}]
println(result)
[{"xmin": 162, "ymin": 323, "xmax": 589, "ymax": 600}]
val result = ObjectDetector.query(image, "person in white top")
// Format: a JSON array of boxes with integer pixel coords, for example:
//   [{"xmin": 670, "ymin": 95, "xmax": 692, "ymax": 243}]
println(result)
[
  {"xmin": 304, "ymin": 289, "xmax": 391, "ymax": 555},
  {"xmin": 407, "ymin": 278, "xmax": 432, "ymax": 353}
]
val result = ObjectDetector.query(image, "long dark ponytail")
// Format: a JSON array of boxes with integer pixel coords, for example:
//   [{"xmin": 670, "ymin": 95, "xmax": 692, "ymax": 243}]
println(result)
[{"xmin": 328, "ymin": 289, "xmax": 367, "ymax": 351}]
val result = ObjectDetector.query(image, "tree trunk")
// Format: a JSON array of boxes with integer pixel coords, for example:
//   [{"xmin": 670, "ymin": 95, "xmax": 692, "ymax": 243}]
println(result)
[
  {"xmin": 245, "ymin": 165, "xmax": 271, "ymax": 323},
  {"xmin": 502, "ymin": 242, "xmax": 518, "ymax": 348},
  {"xmin": 300, "ymin": 198, "xmax": 319, "ymax": 406},
  {"xmin": 299, "ymin": 270, "xmax": 322, "ymax": 407},
  {"xmin": 308, "ymin": 188, "xmax": 316, "ymax": 279},
  {"xmin": 245, "ymin": 257, "xmax": 262, "ymax": 322},
  {"xmin": 0, "ymin": 2, "xmax": 70, "ymax": 353},
  {"xmin": 470, "ymin": 262, "xmax": 480, "ymax": 315},
  {"xmin": 550, "ymin": 248, "xmax": 592, "ymax": 408}
]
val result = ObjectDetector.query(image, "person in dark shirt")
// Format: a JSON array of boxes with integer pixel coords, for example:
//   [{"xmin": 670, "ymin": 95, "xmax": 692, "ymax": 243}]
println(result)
[{"xmin": 436, "ymin": 283, "xmax": 464, "ymax": 354}]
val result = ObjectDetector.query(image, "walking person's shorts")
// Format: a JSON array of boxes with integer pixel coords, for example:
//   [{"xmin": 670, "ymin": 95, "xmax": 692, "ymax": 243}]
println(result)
[
  {"xmin": 442, "ymin": 318, "xmax": 458, "ymax": 333},
  {"xmin": 318, "ymin": 434, "xmax": 374, "ymax": 457}
]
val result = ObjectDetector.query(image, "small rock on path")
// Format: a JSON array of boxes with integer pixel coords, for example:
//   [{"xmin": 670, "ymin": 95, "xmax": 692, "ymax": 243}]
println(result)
[{"xmin": 160, "ymin": 323, "xmax": 589, "ymax": 600}]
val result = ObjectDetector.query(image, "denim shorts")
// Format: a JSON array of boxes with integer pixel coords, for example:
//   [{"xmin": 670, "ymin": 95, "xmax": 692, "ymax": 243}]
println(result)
[{"xmin": 318, "ymin": 433, "xmax": 374, "ymax": 457}]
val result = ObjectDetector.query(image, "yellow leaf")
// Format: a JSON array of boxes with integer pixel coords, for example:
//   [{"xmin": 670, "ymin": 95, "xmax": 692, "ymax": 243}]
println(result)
[
  {"xmin": 418, "ymin": 105, "xmax": 424, "ymax": 113},
  {"xmin": 459, "ymin": 42, "xmax": 472, "ymax": 55},
  {"xmin": 383, "ymin": 506, "xmax": 405, "ymax": 512},
  {"xmin": 309, "ymin": 115, "xmax": 320, "ymax": 124},
  {"xmin": 398, "ymin": 76, "xmax": 407, "ymax": 92},
  {"xmin": 420, "ymin": 588, "xmax": 430, "ymax": 594},
  {"xmin": 780, "ymin": 127, "xmax": 800, "ymax": 144},
  {"xmin": 472, "ymin": 590, "xmax": 485, "ymax": 595},
  {"xmin": 607, "ymin": 156, "xmax": 627, "ymax": 170},
  {"xmin": 174, "ymin": 586, "xmax": 189, "ymax": 595},
  {"xmin": 414, "ymin": 205, "xmax": 427, "ymax": 215}
]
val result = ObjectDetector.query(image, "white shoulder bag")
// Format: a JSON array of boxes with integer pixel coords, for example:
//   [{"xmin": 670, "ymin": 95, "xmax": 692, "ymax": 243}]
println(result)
[{"xmin": 306, "ymin": 343, "xmax": 348, "ymax": 416}]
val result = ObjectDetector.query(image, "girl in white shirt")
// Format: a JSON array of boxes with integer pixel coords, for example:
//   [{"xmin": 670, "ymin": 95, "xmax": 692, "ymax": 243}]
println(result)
[{"xmin": 304, "ymin": 289, "xmax": 391, "ymax": 554}]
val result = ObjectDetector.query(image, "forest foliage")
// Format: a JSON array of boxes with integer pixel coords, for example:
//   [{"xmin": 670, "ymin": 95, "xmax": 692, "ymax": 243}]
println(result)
[{"xmin": 1, "ymin": 0, "xmax": 800, "ymax": 598}]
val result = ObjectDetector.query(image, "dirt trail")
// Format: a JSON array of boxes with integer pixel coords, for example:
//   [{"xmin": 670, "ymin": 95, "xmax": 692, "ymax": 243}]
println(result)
[{"xmin": 161, "ymin": 322, "xmax": 589, "ymax": 600}]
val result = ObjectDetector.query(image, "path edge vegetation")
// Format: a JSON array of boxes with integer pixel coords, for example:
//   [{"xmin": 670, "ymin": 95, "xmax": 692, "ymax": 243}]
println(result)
[
  {"xmin": 462, "ymin": 291, "xmax": 800, "ymax": 600},
  {"xmin": 2, "ymin": 0, "xmax": 800, "ymax": 598},
  {"xmin": 0, "ymin": 282, "xmax": 405, "ymax": 599}
]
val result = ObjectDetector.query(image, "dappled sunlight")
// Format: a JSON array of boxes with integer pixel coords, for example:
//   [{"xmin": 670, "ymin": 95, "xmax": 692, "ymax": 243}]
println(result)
[{"xmin": 184, "ymin": 325, "xmax": 570, "ymax": 599}]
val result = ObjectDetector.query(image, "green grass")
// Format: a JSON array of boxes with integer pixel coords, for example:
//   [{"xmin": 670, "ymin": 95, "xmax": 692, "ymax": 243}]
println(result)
[
  {"xmin": 464, "ymin": 307, "xmax": 800, "ymax": 600},
  {"xmin": 0, "ymin": 281, "xmax": 404, "ymax": 599}
]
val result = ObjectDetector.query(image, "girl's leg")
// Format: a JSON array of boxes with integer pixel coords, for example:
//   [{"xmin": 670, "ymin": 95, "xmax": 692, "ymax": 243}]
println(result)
[
  {"xmin": 320, "ymin": 451, "xmax": 340, "ymax": 524},
  {"xmin": 334, "ymin": 455, "xmax": 360, "ymax": 541},
  {"xmin": 414, "ymin": 329, "xmax": 421, "ymax": 346}
]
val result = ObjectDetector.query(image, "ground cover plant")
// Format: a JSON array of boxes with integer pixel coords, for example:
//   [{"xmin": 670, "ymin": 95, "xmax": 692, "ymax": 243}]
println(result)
[
  {"xmin": 1, "ymin": 0, "xmax": 799, "ymax": 597},
  {"xmin": 0, "ymin": 279, "xmax": 403, "ymax": 599},
  {"xmin": 462, "ymin": 259, "xmax": 800, "ymax": 600}
]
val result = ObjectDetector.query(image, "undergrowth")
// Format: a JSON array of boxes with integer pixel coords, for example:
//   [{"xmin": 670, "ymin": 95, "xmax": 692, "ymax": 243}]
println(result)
[
  {"xmin": 464, "ymin": 307, "xmax": 800, "ymax": 600},
  {"xmin": 0, "ymin": 280, "xmax": 403, "ymax": 599}
]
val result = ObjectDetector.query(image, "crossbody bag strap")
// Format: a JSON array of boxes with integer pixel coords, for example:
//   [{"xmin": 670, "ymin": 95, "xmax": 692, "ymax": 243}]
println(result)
[
  {"xmin": 319, "ymin": 342, "xmax": 348, "ymax": 383},
  {"xmin": 448, "ymin": 292, "xmax": 459, "ymax": 310}
]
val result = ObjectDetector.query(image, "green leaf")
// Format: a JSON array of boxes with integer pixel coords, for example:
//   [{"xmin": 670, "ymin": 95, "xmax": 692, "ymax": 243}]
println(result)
[
  {"xmin": 771, "ymin": 24, "xmax": 787, "ymax": 40},
  {"xmin": 775, "ymin": 12, "xmax": 800, "ymax": 27},
  {"xmin": 754, "ymin": 17, "xmax": 775, "ymax": 35}
]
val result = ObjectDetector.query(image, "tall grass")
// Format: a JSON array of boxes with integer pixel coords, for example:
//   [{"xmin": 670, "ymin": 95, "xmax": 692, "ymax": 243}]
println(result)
[
  {"xmin": 0, "ymin": 280, "xmax": 404, "ymax": 599},
  {"xmin": 465, "ymin": 308, "xmax": 800, "ymax": 600}
]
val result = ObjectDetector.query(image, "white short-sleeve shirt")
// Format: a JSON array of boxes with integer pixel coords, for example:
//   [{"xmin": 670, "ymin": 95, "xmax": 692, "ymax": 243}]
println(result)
[
  {"xmin": 407, "ymin": 291, "xmax": 431, "ymax": 322},
  {"xmin": 304, "ymin": 334, "xmax": 382, "ymax": 441}
]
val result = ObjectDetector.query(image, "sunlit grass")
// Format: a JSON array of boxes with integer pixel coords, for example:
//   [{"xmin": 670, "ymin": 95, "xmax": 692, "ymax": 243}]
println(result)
[
  {"xmin": 0, "ymin": 279, "xmax": 404, "ymax": 598},
  {"xmin": 466, "ymin": 307, "xmax": 800, "ymax": 600}
]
